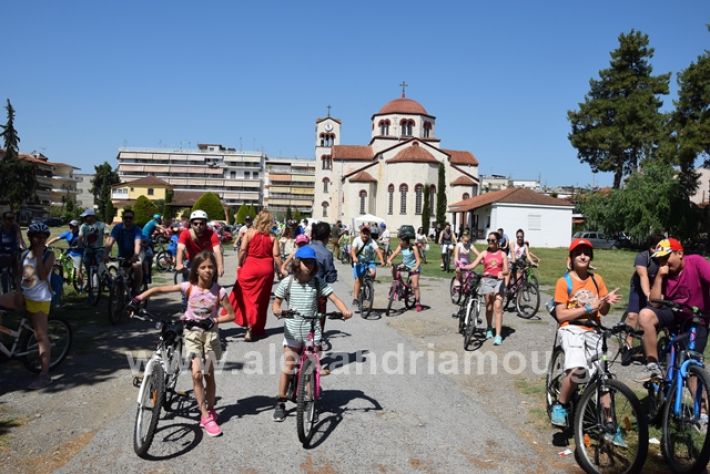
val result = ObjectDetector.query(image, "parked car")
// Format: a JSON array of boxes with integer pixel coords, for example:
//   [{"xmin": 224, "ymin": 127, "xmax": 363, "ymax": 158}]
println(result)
[{"xmin": 572, "ymin": 231, "xmax": 622, "ymax": 249}]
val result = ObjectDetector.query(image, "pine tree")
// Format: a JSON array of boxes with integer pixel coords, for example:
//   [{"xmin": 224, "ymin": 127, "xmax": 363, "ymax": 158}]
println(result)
[
  {"xmin": 0, "ymin": 100, "xmax": 38, "ymax": 211},
  {"xmin": 91, "ymin": 162, "xmax": 120, "ymax": 221},
  {"xmin": 422, "ymin": 186, "xmax": 431, "ymax": 235}
]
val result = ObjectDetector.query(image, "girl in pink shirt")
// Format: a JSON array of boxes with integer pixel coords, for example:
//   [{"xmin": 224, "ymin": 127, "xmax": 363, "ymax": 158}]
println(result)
[
  {"xmin": 464, "ymin": 232, "xmax": 509, "ymax": 345},
  {"xmin": 132, "ymin": 251, "xmax": 235, "ymax": 437}
]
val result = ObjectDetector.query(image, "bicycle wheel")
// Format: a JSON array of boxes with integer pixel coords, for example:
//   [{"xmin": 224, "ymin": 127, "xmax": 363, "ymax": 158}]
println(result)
[
  {"xmin": 134, "ymin": 362, "xmax": 165, "ymax": 458},
  {"xmin": 545, "ymin": 347, "xmax": 566, "ymax": 419},
  {"xmin": 574, "ymin": 379, "xmax": 648, "ymax": 474},
  {"xmin": 385, "ymin": 283, "xmax": 397, "ymax": 316},
  {"xmin": 463, "ymin": 297, "xmax": 479, "ymax": 349},
  {"xmin": 154, "ymin": 251, "xmax": 171, "ymax": 272},
  {"xmin": 362, "ymin": 279, "xmax": 374, "ymax": 318},
  {"xmin": 661, "ymin": 365, "xmax": 710, "ymax": 473},
  {"xmin": 87, "ymin": 267, "xmax": 100, "ymax": 306},
  {"xmin": 515, "ymin": 282, "xmax": 540, "ymax": 319},
  {"xmin": 108, "ymin": 277, "xmax": 126, "ymax": 325},
  {"xmin": 296, "ymin": 357, "xmax": 317, "ymax": 445},
  {"xmin": 449, "ymin": 276, "xmax": 461, "ymax": 304},
  {"xmin": 457, "ymin": 295, "xmax": 469, "ymax": 335},
  {"xmin": 403, "ymin": 284, "xmax": 415, "ymax": 309},
  {"xmin": 20, "ymin": 317, "xmax": 73, "ymax": 373}
]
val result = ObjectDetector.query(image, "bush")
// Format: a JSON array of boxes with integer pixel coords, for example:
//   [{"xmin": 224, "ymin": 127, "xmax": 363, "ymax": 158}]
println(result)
[
  {"xmin": 192, "ymin": 192, "xmax": 225, "ymax": 221},
  {"xmin": 133, "ymin": 196, "xmax": 159, "ymax": 227}
]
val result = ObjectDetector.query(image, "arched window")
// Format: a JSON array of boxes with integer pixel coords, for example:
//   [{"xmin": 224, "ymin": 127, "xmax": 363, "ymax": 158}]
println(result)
[
  {"xmin": 415, "ymin": 184, "xmax": 424, "ymax": 215},
  {"xmin": 321, "ymin": 201, "xmax": 329, "ymax": 218},
  {"xmin": 321, "ymin": 154, "xmax": 332, "ymax": 170},
  {"xmin": 319, "ymin": 133, "xmax": 325, "ymax": 147},
  {"xmin": 400, "ymin": 120, "xmax": 413, "ymax": 137},
  {"xmin": 379, "ymin": 119, "xmax": 390, "ymax": 136},
  {"xmin": 429, "ymin": 185, "xmax": 436, "ymax": 214},
  {"xmin": 322, "ymin": 133, "xmax": 335, "ymax": 147},
  {"xmin": 423, "ymin": 121, "xmax": 432, "ymax": 138},
  {"xmin": 359, "ymin": 190, "xmax": 368, "ymax": 215},
  {"xmin": 323, "ymin": 177, "xmax": 330, "ymax": 193},
  {"xmin": 387, "ymin": 184, "xmax": 394, "ymax": 215},
  {"xmin": 399, "ymin": 184, "xmax": 408, "ymax": 215}
]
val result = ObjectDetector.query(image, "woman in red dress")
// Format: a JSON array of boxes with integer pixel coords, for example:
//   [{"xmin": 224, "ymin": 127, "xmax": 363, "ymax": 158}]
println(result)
[{"xmin": 226, "ymin": 210, "xmax": 282, "ymax": 341}]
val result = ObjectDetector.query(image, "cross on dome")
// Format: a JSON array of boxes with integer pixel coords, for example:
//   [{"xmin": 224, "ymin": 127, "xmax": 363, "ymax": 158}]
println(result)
[{"xmin": 400, "ymin": 81, "xmax": 408, "ymax": 98}]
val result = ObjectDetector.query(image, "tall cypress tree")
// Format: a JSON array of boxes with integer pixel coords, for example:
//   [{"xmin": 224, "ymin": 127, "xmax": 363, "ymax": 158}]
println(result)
[
  {"xmin": 436, "ymin": 163, "xmax": 447, "ymax": 227},
  {"xmin": 422, "ymin": 186, "xmax": 431, "ymax": 235},
  {"xmin": 0, "ymin": 100, "xmax": 38, "ymax": 211},
  {"xmin": 91, "ymin": 162, "xmax": 120, "ymax": 222}
]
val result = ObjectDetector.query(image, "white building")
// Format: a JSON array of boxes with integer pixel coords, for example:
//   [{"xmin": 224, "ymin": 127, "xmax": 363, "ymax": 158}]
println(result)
[
  {"xmin": 691, "ymin": 167, "xmax": 710, "ymax": 206},
  {"xmin": 75, "ymin": 173, "xmax": 95, "ymax": 209},
  {"xmin": 313, "ymin": 93, "xmax": 479, "ymax": 231},
  {"xmin": 449, "ymin": 187, "xmax": 574, "ymax": 247}
]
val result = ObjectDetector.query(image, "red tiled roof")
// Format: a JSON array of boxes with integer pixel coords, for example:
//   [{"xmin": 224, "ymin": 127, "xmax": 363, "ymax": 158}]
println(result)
[
  {"xmin": 114, "ymin": 176, "xmax": 172, "ymax": 188},
  {"xmin": 449, "ymin": 187, "xmax": 574, "ymax": 212},
  {"xmin": 443, "ymin": 149, "xmax": 479, "ymax": 166},
  {"xmin": 377, "ymin": 97, "xmax": 428, "ymax": 115},
  {"xmin": 450, "ymin": 175, "xmax": 477, "ymax": 186},
  {"xmin": 386, "ymin": 142, "xmax": 439, "ymax": 164},
  {"xmin": 171, "ymin": 191, "xmax": 204, "ymax": 207},
  {"xmin": 332, "ymin": 145, "xmax": 374, "ymax": 161},
  {"xmin": 349, "ymin": 171, "xmax": 377, "ymax": 183}
]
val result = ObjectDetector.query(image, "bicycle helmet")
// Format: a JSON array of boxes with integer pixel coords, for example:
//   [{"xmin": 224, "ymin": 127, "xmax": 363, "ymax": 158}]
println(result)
[
  {"xmin": 379, "ymin": 222, "xmax": 386, "ymax": 229},
  {"xmin": 69, "ymin": 219, "xmax": 80, "ymax": 227},
  {"xmin": 80, "ymin": 208, "xmax": 96, "ymax": 217},
  {"xmin": 152, "ymin": 213, "xmax": 161, "ymax": 220},
  {"xmin": 190, "ymin": 210, "xmax": 208, "ymax": 222},
  {"xmin": 28, "ymin": 222, "xmax": 50, "ymax": 236}
]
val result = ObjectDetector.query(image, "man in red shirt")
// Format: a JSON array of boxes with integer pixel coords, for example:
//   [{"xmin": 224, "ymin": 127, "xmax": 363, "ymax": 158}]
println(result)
[{"xmin": 176, "ymin": 210, "xmax": 224, "ymax": 277}]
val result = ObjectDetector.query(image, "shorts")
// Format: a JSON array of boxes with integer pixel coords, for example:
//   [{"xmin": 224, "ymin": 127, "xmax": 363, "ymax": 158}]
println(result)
[
  {"xmin": 353, "ymin": 262, "xmax": 376, "ymax": 279},
  {"xmin": 478, "ymin": 277, "xmax": 504, "ymax": 296},
  {"xmin": 559, "ymin": 326, "xmax": 602, "ymax": 374},
  {"xmin": 626, "ymin": 285, "xmax": 648, "ymax": 314},
  {"xmin": 70, "ymin": 255, "xmax": 82, "ymax": 270},
  {"xmin": 25, "ymin": 298, "xmax": 51, "ymax": 314},
  {"xmin": 643, "ymin": 305, "xmax": 708, "ymax": 352},
  {"xmin": 441, "ymin": 243, "xmax": 454, "ymax": 254},
  {"xmin": 183, "ymin": 327, "xmax": 223, "ymax": 360}
]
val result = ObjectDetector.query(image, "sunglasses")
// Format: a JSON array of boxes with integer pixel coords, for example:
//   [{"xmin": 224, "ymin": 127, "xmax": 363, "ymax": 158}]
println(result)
[
  {"xmin": 487, "ymin": 239, "xmax": 497, "ymax": 243},
  {"xmin": 573, "ymin": 248, "xmax": 592, "ymax": 257},
  {"xmin": 192, "ymin": 221, "xmax": 207, "ymax": 227}
]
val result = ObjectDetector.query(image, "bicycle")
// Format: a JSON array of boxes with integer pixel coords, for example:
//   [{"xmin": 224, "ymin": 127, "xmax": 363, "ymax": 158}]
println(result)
[
  {"xmin": 354, "ymin": 262, "xmax": 375, "ymax": 319},
  {"xmin": 75, "ymin": 249, "xmax": 105, "ymax": 306},
  {"xmin": 545, "ymin": 319, "xmax": 648, "ymax": 474},
  {"xmin": 107, "ymin": 257, "xmax": 144, "ymax": 325},
  {"xmin": 454, "ymin": 272, "xmax": 482, "ymax": 350},
  {"xmin": 504, "ymin": 260, "xmax": 540, "ymax": 319},
  {"xmin": 154, "ymin": 248, "xmax": 175, "ymax": 272},
  {"xmin": 129, "ymin": 308, "xmax": 185, "ymax": 458},
  {"xmin": 51, "ymin": 247, "xmax": 76, "ymax": 287},
  {"xmin": 279, "ymin": 309, "xmax": 344, "ymax": 445},
  {"xmin": 385, "ymin": 264, "xmax": 415, "ymax": 316},
  {"xmin": 449, "ymin": 267, "xmax": 478, "ymax": 305},
  {"xmin": 0, "ymin": 306, "xmax": 72, "ymax": 373},
  {"xmin": 643, "ymin": 300, "xmax": 710, "ymax": 473}
]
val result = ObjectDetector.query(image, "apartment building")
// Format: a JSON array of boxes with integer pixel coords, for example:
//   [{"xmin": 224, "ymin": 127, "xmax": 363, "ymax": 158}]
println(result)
[
  {"xmin": 116, "ymin": 144, "xmax": 264, "ymax": 208},
  {"xmin": 264, "ymin": 157, "xmax": 315, "ymax": 217},
  {"xmin": 75, "ymin": 173, "xmax": 95, "ymax": 210}
]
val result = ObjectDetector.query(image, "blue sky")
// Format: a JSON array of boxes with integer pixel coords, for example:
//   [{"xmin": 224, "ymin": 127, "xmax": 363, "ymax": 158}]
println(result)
[{"xmin": 3, "ymin": 0, "xmax": 708, "ymax": 186}]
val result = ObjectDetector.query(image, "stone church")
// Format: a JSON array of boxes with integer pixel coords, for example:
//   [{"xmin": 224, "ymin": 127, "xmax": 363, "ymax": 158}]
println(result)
[{"xmin": 313, "ymin": 91, "xmax": 480, "ymax": 232}]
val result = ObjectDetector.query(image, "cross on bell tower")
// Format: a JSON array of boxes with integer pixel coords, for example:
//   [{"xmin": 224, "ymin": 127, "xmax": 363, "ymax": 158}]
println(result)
[
  {"xmin": 326, "ymin": 105, "xmax": 331, "ymax": 117},
  {"xmin": 400, "ymin": 81, "xmax": 408, "ymax": 98}
]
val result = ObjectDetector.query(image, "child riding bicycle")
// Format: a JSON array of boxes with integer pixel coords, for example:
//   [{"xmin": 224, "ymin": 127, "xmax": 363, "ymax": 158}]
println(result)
[
  {"xmin": 453, "ymin": 232, "xmax": 479, "ymax": 288},
  {"xmin": 271, "ymin": 246, "xmax": 352, "ymax": 422},
  {"xmin": 350, "ymin": 225, "xmax": 385, "ymax": 307},
  {"xmin": 129, "ymin": 251, "xmax": 235, "ymax": 437},
  {"xmin": 387, "ymin": 228, "xmax": 423, "ymax": 312}
]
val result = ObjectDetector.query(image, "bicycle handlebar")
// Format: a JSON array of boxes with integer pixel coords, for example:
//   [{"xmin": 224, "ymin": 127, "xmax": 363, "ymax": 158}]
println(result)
[
  {"xmin": 278, "ymin": 309, "xmax": 344, "ymax": 320},
  {"xmin": 568, "ymin": 318, "xmax": 643, "ymax": 337},
  {"xmin": 650, "ymin": 299, "xmax": 708, "ymax": 326}
]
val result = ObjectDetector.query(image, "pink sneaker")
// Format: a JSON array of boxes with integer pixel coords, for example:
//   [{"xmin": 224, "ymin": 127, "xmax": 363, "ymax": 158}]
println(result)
[
  {"xmin": 416, "ymin": 303, "xmax": 423, "ymax": 312},
  {"xmin": 209, "ymin": 408, "xmax": 218, "ymax": 422},
  {"xmin": 200, "ymin": 414, "xmax": 222, "ymax": 437}
]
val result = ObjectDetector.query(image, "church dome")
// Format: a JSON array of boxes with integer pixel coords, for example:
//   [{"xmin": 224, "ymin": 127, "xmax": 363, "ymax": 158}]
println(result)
[{"xmin": 378, "ymin": 97, "xmax": 428, "ymax": 115}]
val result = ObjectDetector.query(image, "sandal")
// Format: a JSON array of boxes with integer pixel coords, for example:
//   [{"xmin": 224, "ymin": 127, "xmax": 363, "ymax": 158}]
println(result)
[{"xmin": 244, "ymin": 328, "xmax": 253, "ymax": 342}]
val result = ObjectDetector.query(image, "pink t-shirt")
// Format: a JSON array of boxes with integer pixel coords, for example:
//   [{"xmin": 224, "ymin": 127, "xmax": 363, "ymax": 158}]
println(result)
[
  {"xmin": 483, "ymin": 250, "xmax": 505, "ymax": 278},
  {"xmin": 663, "ymin": 255, "xmax": 710, "ymax": 319},
  {"xmin": 180, "ymin": 282, "xmax": 227, "ymax": 322}
]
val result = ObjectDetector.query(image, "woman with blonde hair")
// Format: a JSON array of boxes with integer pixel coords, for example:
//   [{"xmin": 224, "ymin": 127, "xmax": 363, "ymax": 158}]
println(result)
[{"xmin": 223, "ymin": 210, "xmax": 282, "ymax": 341}]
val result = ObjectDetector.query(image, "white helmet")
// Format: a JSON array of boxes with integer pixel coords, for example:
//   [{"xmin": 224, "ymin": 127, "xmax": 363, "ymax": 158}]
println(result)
[{"xmin": 190, "ymin": 210, "xmax": 208, "ymax": 222}]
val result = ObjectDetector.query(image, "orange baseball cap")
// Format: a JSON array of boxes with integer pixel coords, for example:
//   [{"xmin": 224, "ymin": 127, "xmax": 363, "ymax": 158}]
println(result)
[{"xmin": 569, "ymin": 238, "xmax": 593, "ymax": 254}]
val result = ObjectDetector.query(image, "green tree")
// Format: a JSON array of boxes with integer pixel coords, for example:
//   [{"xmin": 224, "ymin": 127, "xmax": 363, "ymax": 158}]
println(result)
[
  {"xmin": 192, "ymin": 192, "xmax": 224, "ymax": 221},
  {"xmin": 0, "ymin": 100, "xmax": 37, "ymax": 211},
  {"xmin": 91, "ymin": 162, "xmax": 120, "ymax": 222},
  {"xmin": 294, "ymin": 209, "xmax": 302, "ymax": 222},
  {"xmin": 235, "ymin": 205, "xmax": 248, "ymax": 224},
  {"xmin": 436, "ymin": 163, "xmax": 447, "ymax": 227},
  {"xmin": 133, "ymin": 195, "xmax": 159, "ymax": 227},
  {"xmin": 285, "ymin": 206, "xmax": 293, "ymax": 222},
  {"xmin": 568, "ymin": 30, "xmax": 671, "ymax": 188},
  {"xmin": 422, "ymin": 186, "xmax": 431, "ymax": 235}
]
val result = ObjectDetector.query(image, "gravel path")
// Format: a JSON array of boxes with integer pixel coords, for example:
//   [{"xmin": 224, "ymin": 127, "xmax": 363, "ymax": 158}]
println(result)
[{"xmin": 2, "ymin": 250, "xmax": 643, "ymax": 473}]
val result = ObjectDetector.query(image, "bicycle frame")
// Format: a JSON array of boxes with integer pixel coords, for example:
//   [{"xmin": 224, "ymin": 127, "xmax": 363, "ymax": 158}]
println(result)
[{"xmin": 0, "ymin": 317, "xmax": 36, "ymax": 359}]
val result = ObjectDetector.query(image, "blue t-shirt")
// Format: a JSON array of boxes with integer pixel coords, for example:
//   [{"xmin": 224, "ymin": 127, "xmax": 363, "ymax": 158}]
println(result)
[
  {"xmin": 111, "ymin": 224, "xmax": 142, "ymax": 259},
  {"xmin": 142, "ymin": 219, "xmax": 158, "ymax": 241},
  {"xmin": 59, "ymin": 231, "xmax": 83, "ymax": 257}
]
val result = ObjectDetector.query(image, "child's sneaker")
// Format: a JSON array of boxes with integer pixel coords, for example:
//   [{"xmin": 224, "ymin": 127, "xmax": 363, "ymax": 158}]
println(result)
[
  {"xmin": 494, "ymin": 335, "xmax": 502, "ymax": 346},
  {"xmin": 209, "ymin": 408, "xmax": 218, "ymax": 422},
  {"xmin": 415, "ymin": 303, "xmax": 423, "ymax": 312},
  {"xmin": 485, "ymin": 329, "xmax": 494, "ymax": 340},
  {"xmin": 612, "ymin": 427, "xmax": 628, "ymax": 448},
  {"xmin": 550, "ymin": 403, "xmax": 568, "ymax": 428},
  {"xmin": 200, "ymin": 414, "xmax": 222, "ymax": 437},
  {"xmin": 273, "ymin": 401, "xmax": 286, "ymax": 422}
]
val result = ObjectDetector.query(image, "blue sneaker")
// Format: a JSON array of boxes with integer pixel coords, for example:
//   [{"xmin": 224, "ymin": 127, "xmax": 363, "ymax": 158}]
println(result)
[
  {"xmin": 494, "ymin": 335, "xmax": 502, "ymax": 346},
  {"xmin": 551, "ymin": 403, "xmax": 568, "ymax": 428},
  {"xmin": 486, "ymin": 329, "xmax": 494, "ymax": 340},
  {"xmin": 612, "ymin": 427, "xmax": 628, "ymax": 448}
]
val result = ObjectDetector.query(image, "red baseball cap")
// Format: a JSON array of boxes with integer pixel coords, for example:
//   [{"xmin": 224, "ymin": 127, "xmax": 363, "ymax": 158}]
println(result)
[
  {"xmin": 569, "ymin": 238, "xmax": 593, "ymax": 254},
  {"xmin": 652, "ymin": 238, "xmax": 683, "ymax": 258}
]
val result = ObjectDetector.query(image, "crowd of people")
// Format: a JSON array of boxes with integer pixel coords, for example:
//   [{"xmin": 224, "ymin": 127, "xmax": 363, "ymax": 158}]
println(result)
[{"xmin": 2, "ymin": 206, "xmax": 709, "ymax": 445}]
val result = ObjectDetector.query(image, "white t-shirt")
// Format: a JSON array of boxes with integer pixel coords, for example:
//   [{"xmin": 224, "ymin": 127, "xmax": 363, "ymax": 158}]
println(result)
[
  {"xmin": 351, "ymin": 237, "xmax": 378, "ymax": 263},
  {"xmin": 21, "ymin": 250, "xmax": 52, "ymax": 302}
]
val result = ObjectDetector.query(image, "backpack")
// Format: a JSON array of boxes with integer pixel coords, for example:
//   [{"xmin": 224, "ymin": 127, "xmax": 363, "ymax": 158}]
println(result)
[
  {"xmin": 21, "ymin": 248, "xmax": 61, "ymax": 310},
  {"xmin": 546, "ymin": 272, "xmax": 598, "ymax": 321}
]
